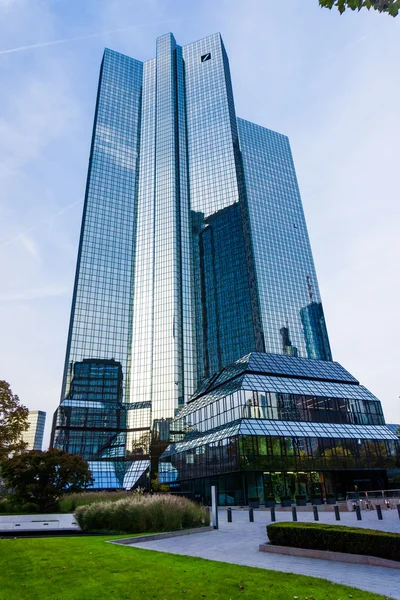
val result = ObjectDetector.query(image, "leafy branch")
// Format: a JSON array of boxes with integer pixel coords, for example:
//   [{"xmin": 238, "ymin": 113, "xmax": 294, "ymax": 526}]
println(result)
[{"xmin": 319, "ymin": 0, "xmax": 399, "ymax": 16}]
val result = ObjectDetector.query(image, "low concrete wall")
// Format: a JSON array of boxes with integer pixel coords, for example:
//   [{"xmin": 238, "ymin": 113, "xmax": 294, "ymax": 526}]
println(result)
[
  {"xmin": 259, "ymin": 542, "xmax": 400, "ymax": 569},
  {"xmin": 109, "ymin": 526, "xmax": 214, "ymax": 545},
  {"xmin": 0, "ymin": 514, "xmax": 79, "ymax": 531}
]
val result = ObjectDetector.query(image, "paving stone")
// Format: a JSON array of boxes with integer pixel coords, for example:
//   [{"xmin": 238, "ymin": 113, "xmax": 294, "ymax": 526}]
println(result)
[{"xmin": 129, "ymin": 508, "xmax": 400, "ymax": 599}]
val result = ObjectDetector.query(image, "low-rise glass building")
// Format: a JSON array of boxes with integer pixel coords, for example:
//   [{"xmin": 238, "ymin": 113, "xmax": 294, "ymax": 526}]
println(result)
[{"xmin": 159, "ymin": 353, "xmax": 399, "ymax": 504}]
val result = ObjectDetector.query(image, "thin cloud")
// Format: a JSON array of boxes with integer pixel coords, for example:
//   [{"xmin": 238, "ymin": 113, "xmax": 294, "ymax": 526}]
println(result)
[
  {"xmin": 0, "ymin": 198, "xmax": 83, "ymax": 250},
  {"xmin": 323, "ymin": 31, "xmax": 375, "ymax": 62},
  {"xmin": 0, "ymin": 284, "xmax": 69, "ymax": 303},
  {"xmin": 0, "ymin": 19, "xmax": 181, "ymax": 56},
  {"xmin": 19, "ymin": 234, "xmax": 41, "ymax": 262}
]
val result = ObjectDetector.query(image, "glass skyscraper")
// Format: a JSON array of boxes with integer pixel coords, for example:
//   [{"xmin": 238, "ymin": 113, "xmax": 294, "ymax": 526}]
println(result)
[{"xmin": 51, "ymin": 33, "xmax": 398, "ymax": 494}]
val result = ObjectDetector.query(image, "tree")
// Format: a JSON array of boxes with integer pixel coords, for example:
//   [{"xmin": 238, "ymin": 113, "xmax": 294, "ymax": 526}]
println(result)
[
  {"xmin": 0, "ymin": 380, "xmax": 29, "ymax": 461},
  {"xmin": 0, "ymin": 449, "xmax": 93, "ymax": 512},
  {"xmin": 319, "ymin": 0, "xmax": 399, "ymax": 16}
]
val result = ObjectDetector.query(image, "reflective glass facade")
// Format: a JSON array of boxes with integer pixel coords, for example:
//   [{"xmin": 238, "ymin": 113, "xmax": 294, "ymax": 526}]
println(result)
[
  {"xmin": 160, "ymin": 353, "xmax": 399, "ymax": 502},
  {"xmin": 22, "ymin": 410, "xmax": 46, "ymax": 451},
  {"xmin": 51, "ymin": 49, "xmax": 145, "ymax": 487},
  {"xmin": 51, "ymin": 33, "xmax": 379, "ymax": 491},
  {"xmin": 237, "ymin": 120, "xmax": 331, "ymax": 360}
]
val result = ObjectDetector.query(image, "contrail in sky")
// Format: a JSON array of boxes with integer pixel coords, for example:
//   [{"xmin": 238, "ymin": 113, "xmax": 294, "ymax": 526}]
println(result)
[
  {"xmin": 0, "ymin": 198, "xmax": 83, "ymax": 249},
  {"xmin": 324, "ymin": 31, "xmax": 375, "ymax": 62},
  {"xmin": 0, "ymin": 19, "xmax": 180, "ymax": 55}
]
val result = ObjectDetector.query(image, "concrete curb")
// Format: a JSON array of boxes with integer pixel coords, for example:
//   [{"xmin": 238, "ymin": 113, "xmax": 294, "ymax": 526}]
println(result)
[
  {"xmin": 259, "ymin": 542, "xmax": 400, "ymax": 569},
  {"xmin": 108, "ymin": 526, "xmax": 214, "ymax": 545}
]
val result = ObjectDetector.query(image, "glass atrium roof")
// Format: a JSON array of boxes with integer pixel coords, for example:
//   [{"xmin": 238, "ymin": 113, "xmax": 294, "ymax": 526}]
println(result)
[
  {"xmin": 247, "ymin": 353, "xmax": 357, "ymax": 383},
  {"xmin": 191, "ymin": 352, "xmax": 359, "ymax": 401},
  {"xmin": 178, "ymin": 353, "xmax": 378, "ymax": 419},
  {"xmin": 386, "ymin": 424, "xmax": 400, "ymax": 436}
]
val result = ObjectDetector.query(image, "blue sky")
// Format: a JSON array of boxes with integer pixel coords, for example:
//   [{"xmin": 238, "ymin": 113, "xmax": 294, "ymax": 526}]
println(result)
[{"xmin": 0, "ymin": 0, "xmax": 399, "ymax": 446}]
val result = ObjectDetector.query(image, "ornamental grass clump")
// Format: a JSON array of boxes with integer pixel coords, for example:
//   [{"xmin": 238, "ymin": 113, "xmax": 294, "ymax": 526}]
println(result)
[
  {"xmin": 75, "ymin": 493, "xmax": 210, "ymax": 533},
  {"xmin": 59, "ymin": 490, "xmax": 134, "ymax": 513}
]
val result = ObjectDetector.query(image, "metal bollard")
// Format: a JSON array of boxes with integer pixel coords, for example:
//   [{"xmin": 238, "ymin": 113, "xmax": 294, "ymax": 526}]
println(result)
[
  {"xmin": 334, "ymin": 504, "xmax": 340, "ymax": 521},
  {"xmin": 313, "ymin": 505, "xmax": 319, "ymax": 521},
  {"xmin": 211, "ymin": 485, "xmax": 218, "ymax": 530},
  {"xmin": 376, "ymin": 504, "xmax": 383, "ymax": 520},
  {"xmin": 227, "ymin": 507, "xmax": 232, "ymax": 523},
  {"xmin": 292, "ymin": 505, "xmax": 297, "ymax": 522},
  {"xmin": 355, "ymin": 504, "xmax": 362, "ymax": 520},
  {"xmin": 249, "ymin": 507, "xmax": 254, "ymax": 522},
  {"xmin": 270, "ymin": 506, "xmax": 276, "ymax": 522},
  {"xmin": 397, "ymin": 504, "xmax": 400, "ymax": 519}
]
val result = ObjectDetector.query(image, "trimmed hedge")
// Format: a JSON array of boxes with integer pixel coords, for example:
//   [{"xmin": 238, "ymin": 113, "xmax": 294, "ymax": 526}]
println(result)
[
  {"xmin": 267, "ymin": 522, "xmax": 400, "ymax": 563},
  {"xmin": 75, "ymin": 494, "xmax": 210, "ymax": 533}
]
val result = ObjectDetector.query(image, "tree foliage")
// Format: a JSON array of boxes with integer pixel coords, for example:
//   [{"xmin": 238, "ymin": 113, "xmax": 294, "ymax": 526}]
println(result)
[
  {"xmin": 319, "ymin": 0, "xmax": 399, "ymax": 16},
  {"xmin": 1, "ymin": 449, "xmax": 93, "ymax": 512},
  {"xmin": 0, "ymin": 380, "xmax": 29, "ymax": 461}
]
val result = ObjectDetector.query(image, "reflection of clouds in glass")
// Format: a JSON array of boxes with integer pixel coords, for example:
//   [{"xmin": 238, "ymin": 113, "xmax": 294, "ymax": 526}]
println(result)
[{"xmin": 95, "ymin": 123, "xmax": 138, "ymax": 171}]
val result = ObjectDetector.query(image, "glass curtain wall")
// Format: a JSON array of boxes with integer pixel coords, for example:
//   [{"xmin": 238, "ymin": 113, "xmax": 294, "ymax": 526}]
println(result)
[
  {"xmin": 51, "ymin": 50, "xmax": 143, "ymax": 487},
  {"xmin": 52, "ymin": 33, "xmax": 344, "ymax": 489}
]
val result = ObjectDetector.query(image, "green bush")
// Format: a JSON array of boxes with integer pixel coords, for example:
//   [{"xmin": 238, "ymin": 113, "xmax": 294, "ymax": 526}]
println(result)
[
  {"xmin": 20, "ymin": 502, "xmax": 40, "ymax": 514},
  {"xmin": 0, "ymin": 498, "xmax": 40, "ymax": 514},
  {"xmin": 267, "ymin": 522, "xmax": 400, "ymax": 563},
  {"xmin": 75, "ymin": 494, "xmax": 210, "ymax": 534},
  {"xmin": 0, "ymin": 498, "xmax": 12, "ymax": 513}
]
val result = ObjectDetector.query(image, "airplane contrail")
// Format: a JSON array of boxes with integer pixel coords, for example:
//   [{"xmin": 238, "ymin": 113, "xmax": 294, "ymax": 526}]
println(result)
[
  {"xmin": 0, "ymin": 19, "xmax": 180, "ymax": 55},
  {"xmin": 0, "ymin": 198, "xmax": 83, "ymax": 249},
  {"xmin": 323, "ymin": 31, "xmax": 375, "ymax": 62}
]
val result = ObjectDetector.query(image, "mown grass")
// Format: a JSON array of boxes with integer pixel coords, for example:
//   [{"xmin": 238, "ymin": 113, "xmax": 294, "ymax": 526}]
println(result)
[{"xmin": 0, "ymin": 535, "xmax": 389, "ymax": 600}]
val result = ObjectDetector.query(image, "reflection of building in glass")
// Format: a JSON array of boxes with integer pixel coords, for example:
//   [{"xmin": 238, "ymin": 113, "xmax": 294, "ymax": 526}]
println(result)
[
  {"xmin": 386, "ymin": 424, "xmax": 400, "ymax": 438},
  {"xmin": 279, "ymin": 325, "xmax": 298, "ymax": 357},
  {"xmin": 22, "ymin": 410, "xmax": 46, "ymax": 451},
  {"xmin": 51, "ymin": 32, "xmax": 390, "ymax": 493},
  {"xmin": 198, "ymin": 204, "xmax": 257, "ymax": 378},
  {"xmin": 300, "ymin": 301, "xmax": 332, "ymax": 361},
  {"xmin": 53, "ymin": 359, "xmax": 125, "ymax": 460},
  {"xmin": 52, "ymin": 359, "xmax": 149, "ymax": 488},
  {"xmin": 160, "ymin": 353, "xmax": 399, "ymax": 503}
]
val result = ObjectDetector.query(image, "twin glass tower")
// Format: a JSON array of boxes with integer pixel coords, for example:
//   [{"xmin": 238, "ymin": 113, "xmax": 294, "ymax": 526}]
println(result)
[{"xmin": 51, "ymin": 33, "xmax": 339, "ymax": 489}]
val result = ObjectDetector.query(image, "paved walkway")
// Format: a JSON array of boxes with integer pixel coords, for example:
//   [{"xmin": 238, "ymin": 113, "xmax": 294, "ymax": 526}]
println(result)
[{"xmin": 129, "ymin": 509, "xmax": 400, "ymax": 599}]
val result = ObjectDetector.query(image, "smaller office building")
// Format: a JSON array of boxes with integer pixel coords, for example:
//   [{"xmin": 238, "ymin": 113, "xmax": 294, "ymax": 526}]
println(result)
[
  {"xmin": 159, "ymin": 353, "xmax": 399, "ymax": 505},
  {"xmin": 22, "ymin": 410, "xmax": 46, "ymax": 451}
]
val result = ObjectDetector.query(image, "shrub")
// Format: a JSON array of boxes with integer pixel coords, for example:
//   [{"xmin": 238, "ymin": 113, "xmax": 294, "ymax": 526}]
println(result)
[
  {"xmin": 0, "ymin": 498, "xmax": 12, "ymax": 513},
  {"xmin": 20, "ymin": 502, "xmax": 40, "ymax": 513},
  {"xmin": 0, "ymin": 497, "xmax": 39, "ymax": 514},
  {"xmin": 267, "ymin": 522, "xmax": 400, "ymax": 563},
  {"xmin": 75, "ymin": 494, "xmax": 210, "ymax": 534}
]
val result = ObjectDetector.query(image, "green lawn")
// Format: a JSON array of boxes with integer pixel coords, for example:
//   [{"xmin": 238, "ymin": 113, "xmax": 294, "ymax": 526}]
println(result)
[{"xmin": 0, "ymin": 535, "xmax": 388, "ymax": 600}]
